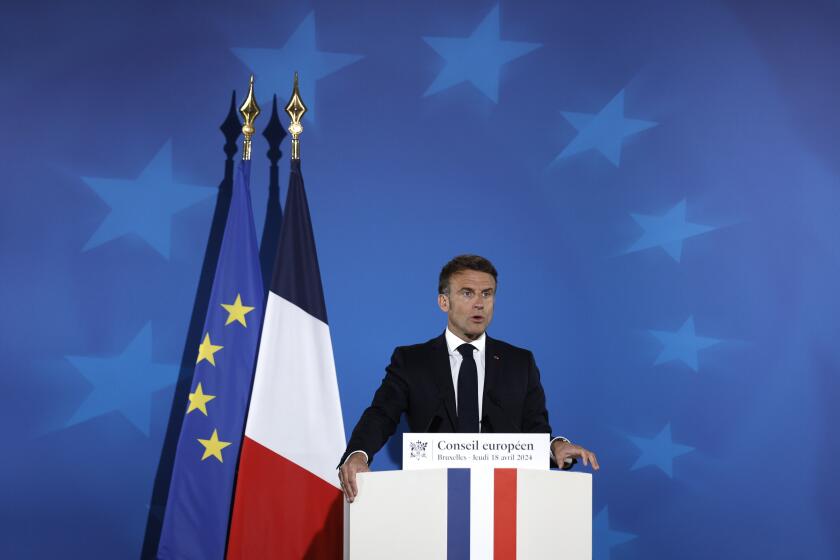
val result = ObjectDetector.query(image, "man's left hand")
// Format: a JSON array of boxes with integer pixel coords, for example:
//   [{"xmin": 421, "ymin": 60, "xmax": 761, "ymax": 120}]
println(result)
[{"xmin": 551, "ymin": 439, "xmax": 600, "ymax": 471}]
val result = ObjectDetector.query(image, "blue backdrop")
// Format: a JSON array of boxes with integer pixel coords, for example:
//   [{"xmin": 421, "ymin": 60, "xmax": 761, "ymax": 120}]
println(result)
[{"xmin": 3, "ymin": 0, "xmax": 839, "ymax": 558}]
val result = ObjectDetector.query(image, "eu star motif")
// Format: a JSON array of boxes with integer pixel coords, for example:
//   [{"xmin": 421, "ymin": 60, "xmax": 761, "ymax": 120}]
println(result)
[
  {"xmin": 196, "ymin": 333, "xmax": 223, "ymax": 366},
  {"xmin": 221, "ymin": 294, "xmax": 255, "ymax": 327},
  {"xmin": 553, "ymin": 89, "xmax": 657, "ymax": 167},
  {"xmin": 423, "ymin": 4, "xmax": 541, "ymax": 103},
  {"xmin": 629, "ymin": 423, "xmax": 694, "ymax": 478},
  {"xmin": 232, "ymin": 12, "xmax": 363, "ymax": 120},
  {"xmin": 593, "ymin": 507, "xmax": 636, "ymax": 560},
  {"xmin": 650, "ymin": 316, "xmax": 720, "ymax": 372},
  {"xmin": 81, "ymin": 140, "xmax": 214, "ymax": 259},
  {"xmin": 187, "ymin": 382, "xmax": 216, "ymax": 416},
  {"xmin": 626, "ymin": 200, "xmax": 715, "ymax": 262},
  {"xmin": 198, "ymin": 429, "xmax": 232, "ymax": 462},
  {"xmin": 64, "ymin": 322, "xmax": 177, "ymax": 435}
]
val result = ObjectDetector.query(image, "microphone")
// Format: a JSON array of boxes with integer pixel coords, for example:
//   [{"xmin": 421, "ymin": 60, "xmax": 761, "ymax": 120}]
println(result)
[
  {"xmin": 423, "ymin": 397, "xmax": 445, "ymax": 432},
  {"xmin": 486, "ymin": 391, "xmax": 502, "ymax": 408},
  {"xmin": 484, "ymin": 390, "xmax": 517, "ymax": 432},
  {"xmin": 481, "ymin": 391, "xmax": 500, "ymax": 433}
]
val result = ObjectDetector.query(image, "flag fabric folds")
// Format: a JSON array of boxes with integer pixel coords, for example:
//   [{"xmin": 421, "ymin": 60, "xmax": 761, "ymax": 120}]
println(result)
[
  {"xmin": 227, "ymin": 159, "xmax": 346, "ymax": 558},
  {"xmin": 158, "ymin": 160, "xmax": 265, "ymax": 560}
]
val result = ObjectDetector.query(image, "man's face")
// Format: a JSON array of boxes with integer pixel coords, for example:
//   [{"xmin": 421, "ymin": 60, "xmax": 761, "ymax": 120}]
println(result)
[{"xmin": 438, "ymin": 270, "xmax": 496, "ymax": 341}]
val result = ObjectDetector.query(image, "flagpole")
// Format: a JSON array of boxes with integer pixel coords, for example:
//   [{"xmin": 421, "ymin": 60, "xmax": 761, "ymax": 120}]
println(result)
[
  {"xmin": 240, "ymin": 75, "xmax": 261, "ymax": 161},
  {"xmin": 285, "ymin": 72, "xmax": 307, "ymax": 160}
]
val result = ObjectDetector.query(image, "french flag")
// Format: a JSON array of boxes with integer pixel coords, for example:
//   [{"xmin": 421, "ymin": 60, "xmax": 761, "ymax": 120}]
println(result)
[{"xmin": 227, "ymin": 159, "xmax": 345, "ymax": 558}]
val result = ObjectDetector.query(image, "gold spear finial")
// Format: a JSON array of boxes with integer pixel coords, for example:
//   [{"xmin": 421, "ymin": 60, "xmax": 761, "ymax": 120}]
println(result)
[
  {"xmin": 285, "ymin": 72, "xmax": 307, "ymax": 160},
  {"xmin": 239, "ymin": 75, "xmax": 261, "ymax": 160}
]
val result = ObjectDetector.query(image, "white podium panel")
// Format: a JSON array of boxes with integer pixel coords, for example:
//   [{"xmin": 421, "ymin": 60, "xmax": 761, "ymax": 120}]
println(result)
[
  {"xmin": 349, "ymin": 469, "xmax": 448, "ymax": 560},
  {"xmin": 517, "ymin": 469, "xmax": 592, "ymax": 559}
]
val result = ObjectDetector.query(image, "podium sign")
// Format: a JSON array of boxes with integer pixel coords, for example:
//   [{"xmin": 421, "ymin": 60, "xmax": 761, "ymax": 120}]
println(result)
[{"xmin": 402, "ymin": 433, "xmax": 550, "ymax": 470}]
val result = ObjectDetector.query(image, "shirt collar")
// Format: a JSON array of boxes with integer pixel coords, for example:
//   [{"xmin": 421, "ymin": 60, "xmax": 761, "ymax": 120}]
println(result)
[{"xmin": 445, "ymin": 328, "xmax": 486, "ymax": 355}]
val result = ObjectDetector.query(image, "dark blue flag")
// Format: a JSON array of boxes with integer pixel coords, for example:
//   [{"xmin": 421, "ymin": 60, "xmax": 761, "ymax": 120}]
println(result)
[{"xmin": 157, "ymin": 159, "xmax": 264, "ymax": 560}]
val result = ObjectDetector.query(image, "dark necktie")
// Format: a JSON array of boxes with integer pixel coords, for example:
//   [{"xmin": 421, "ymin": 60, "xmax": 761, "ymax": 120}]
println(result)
[{"xmin": 456, "ymin": 343, "xmax": 479, "ymax": 433}]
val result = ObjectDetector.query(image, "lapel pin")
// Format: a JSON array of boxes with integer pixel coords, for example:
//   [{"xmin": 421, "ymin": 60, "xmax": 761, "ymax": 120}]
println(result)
[{"xmin": 493, "ymin": 355, "xmax": 500, "ymax": 360}]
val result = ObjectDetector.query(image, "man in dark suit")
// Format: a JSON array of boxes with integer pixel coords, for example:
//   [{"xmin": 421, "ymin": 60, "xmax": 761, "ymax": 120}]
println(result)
[{"xmin": 338, "ymin": 255, "xmax": 599, "ymax": 502}]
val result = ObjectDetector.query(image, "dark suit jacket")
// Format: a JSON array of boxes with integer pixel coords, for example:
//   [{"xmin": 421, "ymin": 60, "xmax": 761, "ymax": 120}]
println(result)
[{"xmin": 339, "ymin": 332, "xmax": 560, "ymax": 467}]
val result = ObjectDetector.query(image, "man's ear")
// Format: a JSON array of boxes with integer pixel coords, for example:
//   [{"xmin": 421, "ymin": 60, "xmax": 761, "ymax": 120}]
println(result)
[{"xmin": 438, "ymin": 293, "xmax": 449, "ymax": 312}]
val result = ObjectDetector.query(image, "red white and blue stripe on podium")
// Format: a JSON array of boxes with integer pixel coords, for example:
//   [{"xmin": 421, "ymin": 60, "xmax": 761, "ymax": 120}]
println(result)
[{"xmin": 447, "ymin": 468, "xmax": 520, "ymax": 560}]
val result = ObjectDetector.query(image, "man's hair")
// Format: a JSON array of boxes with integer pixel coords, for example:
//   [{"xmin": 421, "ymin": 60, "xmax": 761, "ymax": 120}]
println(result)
[{"xmin": 438, "ymin": 254, "xmax": 498, "ymax": 294}]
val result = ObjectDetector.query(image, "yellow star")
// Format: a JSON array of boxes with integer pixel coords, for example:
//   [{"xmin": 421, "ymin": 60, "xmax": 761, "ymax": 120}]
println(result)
[
  {"xmin": 221, "ymin": 294, "xmax": 255, "ymax": 327},
  {"xmin": 197, "ymin": 429, "xmax": 232, "ymax": 462},
  {"xmin": 196, "ymin": 333, "xmax": 223, "ymax": 366},
  {"xmin": 187, "ymin": 382, "xmax": 216, "ymax": 416}
]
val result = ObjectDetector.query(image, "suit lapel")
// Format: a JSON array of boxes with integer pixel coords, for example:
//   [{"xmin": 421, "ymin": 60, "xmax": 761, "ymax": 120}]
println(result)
[
  {"xmin": 430, "ymin": 333, "xmax": 457, "ymax": 429},
  {"xmin": 482, "ymin": 335, "xmax": 501, "ymax": 431}
]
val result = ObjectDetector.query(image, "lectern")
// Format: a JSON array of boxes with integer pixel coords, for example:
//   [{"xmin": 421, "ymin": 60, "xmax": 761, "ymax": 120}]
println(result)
[{"xmin": 346, "ymin": 434, "xmax": 592, "ymax": 559}]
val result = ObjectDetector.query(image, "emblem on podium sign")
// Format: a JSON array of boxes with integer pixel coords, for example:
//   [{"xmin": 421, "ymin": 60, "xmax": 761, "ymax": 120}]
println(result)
[{"xmin": 409, "ymin": 440, "xmax": 428, "ymax": 459}]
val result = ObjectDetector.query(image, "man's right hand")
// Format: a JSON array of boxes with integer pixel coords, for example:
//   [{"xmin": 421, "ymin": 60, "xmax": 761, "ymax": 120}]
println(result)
[{"xmin": 338, "ymin": 452, "xmax": 370, "ymax": 503}]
